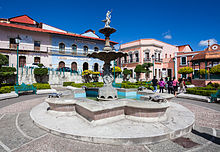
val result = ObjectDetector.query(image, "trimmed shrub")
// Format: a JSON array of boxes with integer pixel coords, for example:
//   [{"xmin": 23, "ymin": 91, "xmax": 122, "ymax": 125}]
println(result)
[
  {"xmin": 0, "ymin": 67, "xmax": 16, "ymax": 72},
  {"xmin": 33, "ymin": 83, "xmax": 51, "ymax": 90},
  {"xmin": 186, "ymin": 87, "xmax": 217, "ymax": 96},
  {"xmin": 178, "ymin": 67, "xmax": 193, "ymax": 74},
  {"xmin": 0, "ymin": 86, "xmax": 14, "ymax": 94},
  {"xmin": 63, "ymin": 82, "xmax": 75, "ymax": 86},
  {"xmin": 209, "ymin": 64, "xmax": 220, "ymax": 74}
]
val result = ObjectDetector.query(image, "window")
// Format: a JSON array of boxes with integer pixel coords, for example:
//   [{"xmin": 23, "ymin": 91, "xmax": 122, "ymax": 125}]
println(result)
[
  {"xmin": 72, "ymin": 44, "xmax": 77, "ymax": 54},
  {"xmin": 181, "ymin": 57, "xmax": 187, "ymax": 65},
  {"xmin": 159, "ymin": 69, "xmax": 161, "ymax": 78},
  {"xmin": 124, "ymin": 56, "xmax": 127, "ymax": 63},
  {"xmin": 59, "ymin": 43, "xmax": 65, "ymax": 52},
  {"xmin": 165, "ymin": 54, "xmax": 167, "ymax": 58},
  {"xmin": 158, "ymin": 53, "xmax": 161, "ymax": 61},
  {"xmin": 135, "ymin": 53, "xmax": 139, "ymax": 62},
  {"xmin": 170, "ymin": 54, "xmax": 172, "ymax": 58},
  {"xmin": 94, "ymin": 47, "xmax": 99, "ymax": 52},
  {"xmin": 145, "ymin": 52, "xmax": 149, "ymax": 59},
  {"xmin": 83, "ymin": 46, "xmax": 88, "ymax": 55},
  {"xmin": 34, "ymin": 57, "xmax": 40, "ymax": 64},
  {"xmin": 19, "ymin": 56, "xmax": 26, "ymax": 67},
  {"xmin": 34, "ymin": 41, "xmax": 40, "ymax": 51},
  {"xmin": 129, "ymin": 54, "xmax": 133, "ymax": 63},
  {"xmin": 9, "ymin": 38, "xmax": 17, "ymax": 49},
  {"xmin": 34, "ymin": 41, "xmax": 40, "ymax": 47}
]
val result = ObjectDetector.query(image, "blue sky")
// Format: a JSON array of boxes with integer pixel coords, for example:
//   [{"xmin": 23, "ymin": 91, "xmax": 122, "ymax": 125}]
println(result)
[{"xmin": 0, "ymin": 0, "xmax": 219, "ymax": 51}]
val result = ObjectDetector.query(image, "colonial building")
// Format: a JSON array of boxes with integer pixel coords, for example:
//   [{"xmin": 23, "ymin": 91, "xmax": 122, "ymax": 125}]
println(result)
[
  {"xmin": 0, "ymin": 15, "xmax": 117, "ymax": 72},
  {"xmin": 176, "ymin": 44, "xmax": 220, "ymax": 86},
  {"xmin": 118, "ymin": 39, "xmax": 192, "ymax": 80}
]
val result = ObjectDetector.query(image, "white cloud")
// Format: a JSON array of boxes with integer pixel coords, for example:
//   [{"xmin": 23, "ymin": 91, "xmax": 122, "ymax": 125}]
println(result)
[
  {"xmin": 162, "ymin": 31, "xmax": 172, "ymax": 39},
  {"xmin": 199, "ymin": 38, "xmax": 218, "ymax": 46},
  {"xmin": 164, "ymin": 34, "xmax": 172, "ymax": 39}
]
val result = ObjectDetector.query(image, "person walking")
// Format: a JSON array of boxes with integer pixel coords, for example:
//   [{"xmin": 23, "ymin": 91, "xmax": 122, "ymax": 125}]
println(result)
[
  {"xmin": 167, "ymin": 78, "xmax": 173, "ymax": 94},
  {"xmin": 172, "ymin": 77, "xmax": 178, "ymax": 96},
  {"xmin": 179, "ymin": 78, "xmax": 184, "ymax": 93},
  {"xmin": 164, "ymin": 77, "xmax": 168, "ymax": 92},
  {"xmin": 152, "ymin": 76, "xmax": 158, "ymax": 92},
  {"xmin": 159, "ymin": 78, "xmax": 165, "ymax": 93}
]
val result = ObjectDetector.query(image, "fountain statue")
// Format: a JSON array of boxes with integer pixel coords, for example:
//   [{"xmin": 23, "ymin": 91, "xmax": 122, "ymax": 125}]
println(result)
[{"xmin": 87, "ymin": 11, "xmax": 127, "ymax": 100}]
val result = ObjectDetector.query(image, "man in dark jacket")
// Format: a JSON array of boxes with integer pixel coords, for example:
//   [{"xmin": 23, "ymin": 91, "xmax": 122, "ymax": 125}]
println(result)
[{"xmin": 152, "ymin": 76, "xmax": 158, "ymax": 92}]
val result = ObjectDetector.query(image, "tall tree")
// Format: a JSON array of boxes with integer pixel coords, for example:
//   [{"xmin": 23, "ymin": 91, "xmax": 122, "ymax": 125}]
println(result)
[{"xmin": 142, "ymin": 63, "xmax": 153, "ymax": 80}]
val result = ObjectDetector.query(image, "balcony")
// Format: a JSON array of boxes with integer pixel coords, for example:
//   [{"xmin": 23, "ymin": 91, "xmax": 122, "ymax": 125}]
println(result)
[
  {"xmin": 48, "ymin": 47, "xmax": 92, "ymax": 56},
  {"xmin": 155, "ymin": 58, "xmax": 163, "ymax": 63},
  {"xmin": 144, "ymin": 58, "xmax": 151, "ymax": 62},
  {"xmin": 0, "ymin": 41, "xmax": 48, "ymax": 53}
]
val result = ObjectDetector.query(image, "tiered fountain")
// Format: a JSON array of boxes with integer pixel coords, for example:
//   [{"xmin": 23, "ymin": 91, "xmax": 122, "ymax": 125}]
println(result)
[
  {"xmin": 87, "ymin": 10, "xmax": 127, "ymax": 100},
  {"xmin": 30, "ymin": 11, "xmax": 195, "ymax": 145}
]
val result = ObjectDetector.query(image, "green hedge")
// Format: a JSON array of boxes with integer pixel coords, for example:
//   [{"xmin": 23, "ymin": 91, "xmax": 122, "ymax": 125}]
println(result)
[
  {"xmin": 0, "ymin": 67, "xmax": 16, "ymax": 72},
  {"xmin": 63, "ymin": 82, "xmax": 75, "ymax": 86},
  {"xmin": 33, "ymin": 83, "xmax": 51, "ymax": 90},
  {"xmin": 0, "ymin": 86, "xmax": 14, "ymax": 94},
  {"xmin": 186, "ymin": 87, "xmax": 217, "ymax": 96},
  {"xmin": 68, "ymin": 82, "xmax": 104, "ymax": 88}
]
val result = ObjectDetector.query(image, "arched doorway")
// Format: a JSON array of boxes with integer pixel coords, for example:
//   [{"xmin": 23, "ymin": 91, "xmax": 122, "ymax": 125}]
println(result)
[
  {"xmin": 71, "ymin": 62, "xmax": 77, "ymax": 71},
  {"xmin": 94, "ymin": 63, "xmax": 99, "ymax": 72},
  {"xmin": 58, "ymin": 61, "xmax": 65, "ymax": 68},
  {"xmin": 83, "ymin": 62, "xmax": 88, "ymax": 71}
]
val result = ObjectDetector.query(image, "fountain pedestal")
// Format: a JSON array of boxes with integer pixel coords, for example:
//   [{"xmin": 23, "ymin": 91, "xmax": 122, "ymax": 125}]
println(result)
[{"xmin": 87, "ymin": 26, "xmax": 127, "ymax": 101}]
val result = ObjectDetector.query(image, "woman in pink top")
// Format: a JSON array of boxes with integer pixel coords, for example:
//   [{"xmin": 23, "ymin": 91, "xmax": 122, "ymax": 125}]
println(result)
[
  {"xmin": 172, "ymin": 77, "xmax": 178, "ymax": 96},
  {"xmin": 159, "ymin": 78, "xmax": 165, "ymax": 93}
]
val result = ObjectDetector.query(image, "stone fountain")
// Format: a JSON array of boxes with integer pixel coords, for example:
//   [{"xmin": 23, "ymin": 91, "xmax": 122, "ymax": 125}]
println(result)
[
  {"xmin": 87, "ymin": 11, "xmax": 127, "ymax": 101},
  {"xmin": 30, "ymin": 11, "xmax": 195, "ymax": 146}
]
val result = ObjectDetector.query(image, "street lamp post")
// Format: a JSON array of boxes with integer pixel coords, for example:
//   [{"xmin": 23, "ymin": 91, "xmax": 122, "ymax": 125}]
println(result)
[
  {"xmin": 152, "ymin": 55, "xmax": 155, "ymax": 77},
  {"xmin": 15, "ymin": 35, "xmax": 21, "ymax": 85}
]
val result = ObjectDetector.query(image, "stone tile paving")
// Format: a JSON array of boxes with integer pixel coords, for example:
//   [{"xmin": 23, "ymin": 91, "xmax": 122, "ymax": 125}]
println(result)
[
  {"xmin": 0, "ymin": 97, "xmax": 219, "ymax": 152},
  {"xmin": 13, "ymin": 134, "xmax": 147, "ymax": 152},
  {"xmin": 174, "ymin": 100, "xmax": 220, "ymax": 129}
]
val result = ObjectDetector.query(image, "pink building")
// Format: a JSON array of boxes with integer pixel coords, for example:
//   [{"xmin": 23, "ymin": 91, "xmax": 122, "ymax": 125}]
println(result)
[{"xmin": 118, "ymin": 39, "xmax": 192, "ymax": 80}]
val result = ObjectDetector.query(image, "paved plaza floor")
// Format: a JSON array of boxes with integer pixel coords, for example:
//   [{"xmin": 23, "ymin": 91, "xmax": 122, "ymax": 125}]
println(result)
[{"xmin": 0, "ymin": 95, "xmax": 219, "ymax": 152}]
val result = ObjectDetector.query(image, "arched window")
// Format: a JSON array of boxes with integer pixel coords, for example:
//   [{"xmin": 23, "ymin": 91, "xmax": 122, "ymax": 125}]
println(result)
[
  {"xmin": 165, "ymin": 54, "xmax": 167, "ymax": 58},
  {"xmin": 59, "ymin": 43, "xmax": 65, "ymax": 52},
  {"xmin": 19, "ymin": 56, "xmax": 26, "ymax": 67},
  {"xmin": 71, "ymin": 62, "xmax": 77, "ymax": 71},
  {"xmin": 34, "ymin": 57, "xmax": 40, "ymax": 64},
  {"xmin": 83, "ymin": 46, "xmax": 88, "ymax": 55},
  {"xmin": 58, "ymin": 61, "xmax": 65, "ymax": 68},
  {"xmin": 94, "ymin": 63, "xmax": 99, "ymax": 72},
  {"xmin": 83, "ymin": 62, "xmax": 89, "ymax": 71},
  {"xmin": 72, "ymin": 44, "xmax": 77, "ymax": 54},
  {"xmin": 170, "ymin": 54, "xmax": 172, "ymax": 58},
  {"xmin": 94, "ymin": 47, "xmax": 99, "ymax": 52}
]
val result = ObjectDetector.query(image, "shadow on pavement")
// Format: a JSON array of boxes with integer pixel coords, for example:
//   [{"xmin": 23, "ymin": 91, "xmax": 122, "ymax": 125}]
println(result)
[{"xmin": 192, "ymin": 129, "xmax": 220, "ymax": 145}]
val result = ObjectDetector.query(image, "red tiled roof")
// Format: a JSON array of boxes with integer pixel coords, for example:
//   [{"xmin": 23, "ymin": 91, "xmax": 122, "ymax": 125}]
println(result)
[
  {"xmin": 9, "ymin": 15, "xmax": 37, "ymax": 25},
  {"xmin": 191, "ymin": 44, "xmax": 220, "ymax": 61},
  {"xmin": 0, "ymin": 22, "xmax": 118, "ymax": 44}
]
